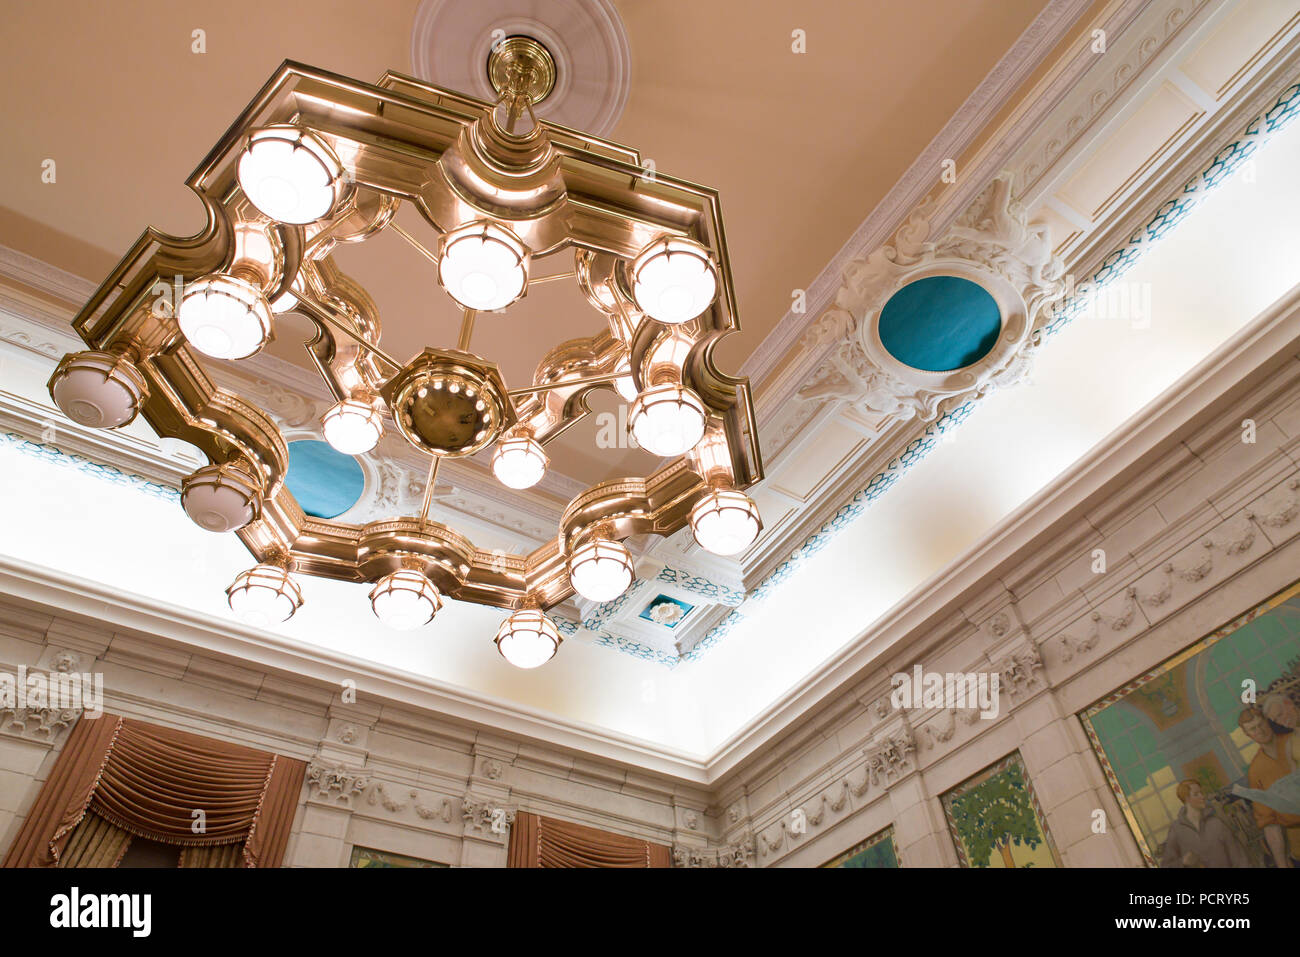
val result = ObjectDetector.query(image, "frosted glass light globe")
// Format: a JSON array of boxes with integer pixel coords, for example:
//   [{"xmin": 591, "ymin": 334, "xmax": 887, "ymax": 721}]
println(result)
[
  {"xmin": 438, "ymin": 221, "xmax": 528, "ymax": 311},
  {"xmin": 631, "ymin": 237, "xmax": 718, "ymax": 324},
  {"xmin": 492, "ymin": 434, "xmax": 547, "ymax": 489},
  {"xmin": 322, "ymin": 397, "xmax": 383, "ymax": 455},
  {"xmin": 691, "ymin": 488, "xmax": 761, "ymax": 556},
  {"xmin": 613, "ymin": 357, "xmax": 638, "ymax": 401},
  {"xmin": 495, "ymin": 609, "xmax": 562, "ymax": 669},
  {"xmin": 567, "ymin": 538, "xmax": 634, "ymax": 602},
  {"xmin": 226, "ymin": 563, "xmax": 303, "ymax": 626},
  {"xmin": 269, "ymin": 288, "xmax": 299, "ymax": 313},
  {"xmin": 269, "ymin": 273, "xmax": 306, "ymax": 315},
  {"xmin": 238, "ymin": 127, "xmax": 344, "ymax": 224},
  {"xmin": 178, "ymin": 274, "xmax": 273, "ymax": 360},
  {"xmin": 369, "ymin": 569, "xmax": 442, "ymax": 631},
  {"xmin": 628, "ymin": 384, "xmax": 707, "ymax": 457},
  {"xmin": 181, "ymin": 462, "xmax": 262, "ymax": 533},
  {"xmin": 48, "ymin": 350, "xmax": 149, "ymax": 429}
]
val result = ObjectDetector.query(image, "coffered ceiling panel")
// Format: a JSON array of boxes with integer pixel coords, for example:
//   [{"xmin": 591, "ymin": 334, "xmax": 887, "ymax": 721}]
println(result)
[
  {"xmin": 1057, "ymin": 81, "xmax": 1204, "ymax": 221},
  {"xmin": 1181, "ymin": 0, "xmax": 1299, "ymax": 100}
]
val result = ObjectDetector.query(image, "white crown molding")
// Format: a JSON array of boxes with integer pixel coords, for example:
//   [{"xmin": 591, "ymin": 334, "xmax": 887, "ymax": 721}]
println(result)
[
  {"xmin": 740, "ymin": 0, "xmax": 1099, "ymax": 397},
  {"xmin": 1062, "ymin": 33, "xmax": 1300, "ymax": 288},
  {"xmin": 0, "ymin": 558, "xmax": 713, "ymax": 784},
  {"xmin": 0, "ymin": 243, "xmax": 95, "ymax": 304},
  {"xmin": 732, "ymin": 0, "xmax": 1296, "ymax": 596}
]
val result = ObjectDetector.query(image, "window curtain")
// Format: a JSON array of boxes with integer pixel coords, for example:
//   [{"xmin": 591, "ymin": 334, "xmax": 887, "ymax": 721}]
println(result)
[
  {"xmin": 2, "ymin": 714, "xmax": 305, "ymax": 868},
  {"xmin": 179, "ymin": 843, "xmax": 243, "ymax": 868},
  {"xmin": 507, "ymin": 811, "xmax": 672, "ymax": 868},
  {"xmin": 59, "ymin": 811, "xmax": 133, "ymax": 867}
]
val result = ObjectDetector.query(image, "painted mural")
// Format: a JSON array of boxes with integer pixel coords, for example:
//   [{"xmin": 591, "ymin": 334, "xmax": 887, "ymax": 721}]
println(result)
[
  {"xmin": 822, "ymin": 826, "xmax": 900, "ymax": 868},
  {"xmin": 1081, "ymin": 581, "xmax": 1300, "ymax": 867},
  {"xmin": 348, "ymin": 846, "xmax": 447, "ymax": 868},
  {"xmin": 942, "ymin": 751, "xmax": 1060, "ymax": 868}
]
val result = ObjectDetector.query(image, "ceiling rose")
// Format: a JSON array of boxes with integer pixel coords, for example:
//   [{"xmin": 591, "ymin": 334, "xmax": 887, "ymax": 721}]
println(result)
[
  {"xmin": 409, "ymin": 0, "xmax": 631, "ymax": 138},
  {"xmin": 49, "ymin": 55, "xmax": 762, "ymax": 668}
]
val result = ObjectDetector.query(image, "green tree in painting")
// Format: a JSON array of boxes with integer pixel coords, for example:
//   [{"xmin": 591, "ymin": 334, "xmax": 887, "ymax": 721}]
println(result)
[{"xmin": 949, "ymin": 763, "xmax": 1042, "ymax": 868}]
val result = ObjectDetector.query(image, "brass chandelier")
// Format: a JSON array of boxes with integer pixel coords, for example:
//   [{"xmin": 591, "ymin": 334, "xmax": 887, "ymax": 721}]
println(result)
[{"xmin": 48, "ymin": 41, "xmax": 763, "ymax": 668}]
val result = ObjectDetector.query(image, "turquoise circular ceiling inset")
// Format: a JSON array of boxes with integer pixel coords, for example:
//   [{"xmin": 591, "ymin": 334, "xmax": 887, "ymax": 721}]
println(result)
[
  {"xmin": 878, "ymin": 276, "xmax": 1002, "ymax": 372},
  {"xmin": 285, "ymin": 440, "xmax": 365, "ymax": 519}
]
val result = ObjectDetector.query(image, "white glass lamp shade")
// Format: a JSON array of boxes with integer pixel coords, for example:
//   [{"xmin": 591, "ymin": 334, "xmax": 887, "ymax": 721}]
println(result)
[
  {"xmin": 48, "ymin": 350, "xmax": 149, "ymax": 429},
  {"xmin": 567, "ymin": 538, "xmax": 634, "ymax": 603},
  {"xmin": 226, "ymin": 563, "xmax": 303, "ymax": 626},
  {"xmin": 322, "ymin": 397, "xmax": 384, "ymax": 455},
  {"xmin": 438, "ymin": 221, "xmax": 528, "ymax": 311},
  {"xmin": 631, "ymin": 237, "xmax": 718, "ymax": 324},
  {"xmin": 237, "ymin": 126, "xmax": 346, "ymax": 225},
  {"xmin": 269, "ymin": 287, "xmax": 299, "ymax": 314},
  {"xmin": 691, "ymin": 488, "xmax": 761, "ymax": 556},
  {"xmin": 269, "ymin": 274, "xmax": 305, "ymax": 314},
  {"xmin": 369, "ymin": 569, "xmax": 442, "ymax": 631},
  {"xmin": 178, "ymin": 274, "xmax": 273, "ymax": 360},
  {"xmin": 628, "ymin": 384, "xmax": 707, "ymax": 457},
  {"xmin": 180, "ymin": 462, "xmax": 262, "ymax": 533},
  {"xmin": 495, "ymin": 608, "xmax": 562, "ymax": 669},
  {"xmin": 613, "ymin": 356, "xmax": 638, "ymax": 401},
  {"xmin": 491, "ymin": 434, "xmax": 547, "ymax": 489}
]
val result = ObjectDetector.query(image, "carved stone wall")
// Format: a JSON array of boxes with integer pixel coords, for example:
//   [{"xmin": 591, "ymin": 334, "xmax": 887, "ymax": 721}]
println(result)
[
  {"xmin": 0, "ymin": 607, "xmax": 711, "ymax": 869},
  {"xmin": 712, "ymin": 343, "xmax": 1300, "ymax": 866}
]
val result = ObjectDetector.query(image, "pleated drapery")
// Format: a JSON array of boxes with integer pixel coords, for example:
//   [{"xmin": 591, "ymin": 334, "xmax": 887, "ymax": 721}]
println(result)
[
  {"xmin": 2, "ymin": 714, "xmax": 305, "ymax": 868},
  {"xmin": 179, "ymin": 843, "xmax": 243, "ymax": 868},
  {"xmin": 507, "ymin": 811, "xmax": 672, "ymax": 867},
  {"xmin": 91, "ymin": 720, "xmax": 278, "ymax": 847},
  {"xmin": 1, "ymin": 713, "xmax": 121, "ymax": 867},
  {"xmin": 60, "ymin": 811, "xmax": 133, "ymax": 867}
]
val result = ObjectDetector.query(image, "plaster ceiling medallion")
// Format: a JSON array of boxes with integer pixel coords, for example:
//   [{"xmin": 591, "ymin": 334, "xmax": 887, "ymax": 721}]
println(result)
[
  {"xmin": 410, "ymin": 0, "xmax": 632, "ymax": 139},
  {"xmin": 49, "ymin": 57, "xmax": 762, "ymax": 668}
]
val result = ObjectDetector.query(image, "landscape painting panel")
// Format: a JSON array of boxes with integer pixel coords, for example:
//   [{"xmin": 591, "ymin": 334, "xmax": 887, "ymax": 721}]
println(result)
[{"xmin": 941, "ymin": 751, "xmax": 1060, "ymax": 868}]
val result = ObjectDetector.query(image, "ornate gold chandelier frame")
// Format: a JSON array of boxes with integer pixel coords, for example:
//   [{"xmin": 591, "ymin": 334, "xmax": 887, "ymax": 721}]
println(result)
[{"xmin": 59, "ymin": 57, "xmax": 762, "ymax": 617}]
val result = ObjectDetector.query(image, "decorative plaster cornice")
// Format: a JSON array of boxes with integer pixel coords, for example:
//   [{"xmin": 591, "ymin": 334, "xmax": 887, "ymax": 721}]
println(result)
[
  {"xmin": 0, "ymin": 244, "xmax": 95, "ymax": 305},
  {"xmin": 741, "ymin": 0, "xmax": 1097, "ymax": 395}
]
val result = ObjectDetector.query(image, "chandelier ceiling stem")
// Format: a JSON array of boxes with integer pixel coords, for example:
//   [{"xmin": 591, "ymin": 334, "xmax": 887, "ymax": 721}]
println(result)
[
  {"xmin": 506, "ymin": 371, "xmax": 626, "ymax": 398},
  {"xmin": 504, "ymin": 98, "xmax": 524, "ymax": 134},
  {"xmin": 418, "ymin": 455, "xmax": 440, "ymax": 527},
  {"xmin": 457, "ymin": 308, "xmax": 477, "ymax": 352},
  {"xmin": 389, "ymin": 221, "xmax": 439, "ymax": 267}
]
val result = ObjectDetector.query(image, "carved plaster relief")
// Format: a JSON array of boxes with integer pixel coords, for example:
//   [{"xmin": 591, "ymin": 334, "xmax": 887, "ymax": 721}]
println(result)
[
  {"xmin": 305, "ymin": 761, "xmax": 371, "ymax": 806},
  {"xmin": 673, "ymin": 839, "xmax": 754, "ymax": 868},
  {"xmin": 797, "ymin": 175, "xmax": 1065, "ymax": 423},
  {"xmin": 991, "ymin": 639, "xmax": 1046, "ymax": 702}
]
